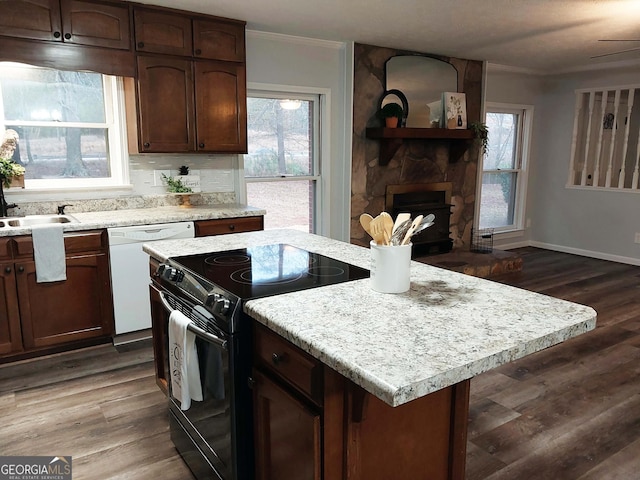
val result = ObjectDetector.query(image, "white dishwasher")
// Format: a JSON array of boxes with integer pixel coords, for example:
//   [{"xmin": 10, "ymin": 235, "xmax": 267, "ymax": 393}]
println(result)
[{"xmin": 108, "ymin": 222, "xmax": 195, "ymax": 335}]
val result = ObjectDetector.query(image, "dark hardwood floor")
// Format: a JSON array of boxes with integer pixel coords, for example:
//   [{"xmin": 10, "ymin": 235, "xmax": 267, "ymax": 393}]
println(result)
[
  {"xmin": 466, "ymin": 247, "xmax": 640, "ymax": 480},
  {"xmin": 0, "ymin": 247, "xmax": 638, "ymax": 479}
]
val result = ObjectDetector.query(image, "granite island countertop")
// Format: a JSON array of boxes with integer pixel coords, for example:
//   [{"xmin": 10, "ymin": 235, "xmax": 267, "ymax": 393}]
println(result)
[
  {"xmin": 143, "ymin": 228, "xmax": 597, "ymax": 407},
  {"xmin": 0, "ymin": 204, "xmax": 265, "ymax": 237}
]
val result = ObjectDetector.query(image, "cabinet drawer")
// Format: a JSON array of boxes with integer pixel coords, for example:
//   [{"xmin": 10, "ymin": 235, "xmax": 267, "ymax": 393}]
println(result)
[
  {"xmin": 253, "ymin": 323, "xmax": 322, "ymax": 406},
  {"xmin": 0, "ymin": 238, "xmax": 13, "ymax": 261},
  {"xmin": 14, "ymin": 230, "xmax": 107, "ymax": 258},
  {"xmin": 194, "ymin": 216, "xmax": 263, "ymax": 237}
]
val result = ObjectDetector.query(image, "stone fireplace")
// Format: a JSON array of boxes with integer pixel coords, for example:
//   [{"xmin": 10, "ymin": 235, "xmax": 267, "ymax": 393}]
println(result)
[
  {"xmin": 350, "ymin": 43, "xmax": 483, "ymax": 252},
  {"xmin": 385, "ymin": 182, "xmax": 453, "ymax": 256}
]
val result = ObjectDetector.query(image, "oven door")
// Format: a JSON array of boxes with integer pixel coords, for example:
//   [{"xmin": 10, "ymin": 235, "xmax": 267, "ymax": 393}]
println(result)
[{"xmin": 156, "ymin": 288, "xmax": 234, "ymax": 480}]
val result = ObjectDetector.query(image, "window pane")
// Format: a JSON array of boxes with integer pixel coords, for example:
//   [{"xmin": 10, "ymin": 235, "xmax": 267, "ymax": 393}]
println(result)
[
  {"xmin": 0, "ymin": 64, "xmax": 105, "ymax": 123},
  {"xmin": 479, "ymin": 172, "xmax": 516, "ymax": 228},
  {"xmin": 9, "ymin": 126, "xmax": 110, "ymax": 179},
  {"xmin": 246, "ymin": 180, "xmax": 312, "ymax": 232},
  {"xmin": 244, "ymin": 98, "xmax": 312, "ymax": 177},
  {"xmin": 485, "ymin": 112, "xmax": 518, "ymax": 170}
]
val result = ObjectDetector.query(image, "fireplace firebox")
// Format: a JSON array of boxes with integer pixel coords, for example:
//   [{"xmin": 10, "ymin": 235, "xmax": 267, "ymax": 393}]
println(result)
[{"xmin": 385, "ymin": 182, "xmax": 453, "ymax": 256}]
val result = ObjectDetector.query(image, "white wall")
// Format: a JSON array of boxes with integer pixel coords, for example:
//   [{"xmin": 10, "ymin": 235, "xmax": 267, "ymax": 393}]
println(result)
[
  {"xmin": 245, "ymin": 31, "xmax": 352, "ymax": 241},
  {"xmin": 486, "ymin": 64, "xmax": 640, "ymax": 264}
]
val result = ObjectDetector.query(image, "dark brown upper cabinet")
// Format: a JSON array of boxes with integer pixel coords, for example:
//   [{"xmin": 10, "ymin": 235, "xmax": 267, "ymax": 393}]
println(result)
[
  {"xmin": 193, "ymin": 19, "xmax": 245, "ymax": 62},
  {"xmin": 0, "ymin": 0, "xmax": 131, "ymax": 49},
  {"xmin": 136, "ymin": 56, "xmax": 195, "ymax": 153},
  {"xmin": 133, "ymin": 8, "xmax": 193, "ymax": 57}
]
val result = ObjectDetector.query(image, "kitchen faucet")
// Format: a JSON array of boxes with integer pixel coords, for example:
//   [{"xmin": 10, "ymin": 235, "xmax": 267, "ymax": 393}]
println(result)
[
  {"xmin": 0, "ymin": 180, "xmax": 16, "ymax": 218},
  {"xmin": 57, "ymin": 204, "xmax": 73, "ymax": 215}
]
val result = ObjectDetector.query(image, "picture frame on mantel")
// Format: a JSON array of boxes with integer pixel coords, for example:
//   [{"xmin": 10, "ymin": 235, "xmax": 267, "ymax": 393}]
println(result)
[{"xmin": 443, "ymin": 92, "xmax": 467, "ymax": 129}]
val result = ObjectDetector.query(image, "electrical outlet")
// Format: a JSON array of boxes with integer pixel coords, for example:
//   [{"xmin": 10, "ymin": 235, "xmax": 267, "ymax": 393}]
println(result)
[
  {"xmin": 153, "ymin": 169, "xmax": 171, "ymax": 187},
  {"xmin": 635, "ymin": 232, "xmax": 640, "ymax": 244}
]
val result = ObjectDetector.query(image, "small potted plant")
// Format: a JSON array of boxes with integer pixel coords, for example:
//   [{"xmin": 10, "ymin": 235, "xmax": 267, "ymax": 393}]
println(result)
[
  {"xmin": 469, "ymin": 121, "xmax": 489, "ymax": 155},
  {"xmin": 0, "ymin": 129, "xmax": 25, "ymax": 188},
  {"xmin": 377, "ymin": 102, "xmax": 404, "ymax": 128}
]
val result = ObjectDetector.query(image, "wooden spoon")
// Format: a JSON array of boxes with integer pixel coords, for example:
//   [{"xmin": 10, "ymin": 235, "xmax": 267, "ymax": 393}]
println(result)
[
  {"xmin": 381, "ymin": 212, "xmax": 394, "ymax": 244},
  {"xmin": 359, "ymin": 213, "xmax": 374, "ymax": 239}
]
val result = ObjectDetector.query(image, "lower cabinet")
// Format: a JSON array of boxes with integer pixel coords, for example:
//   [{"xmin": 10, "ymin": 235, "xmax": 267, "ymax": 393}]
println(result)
[
  {"xmin": 17, "ymin": 253, "xmax": 113, "ymax": 349},
  {"xmin": 251, "ymin": 322, "xmax": 470, "ymax": 480},
  {"xmin": 0, "ymin": 230, "xmax": 115, "ymax": 362},
  {"xmin": 252, "ymin": 369, "xmax": 322, "ymax": 480}
]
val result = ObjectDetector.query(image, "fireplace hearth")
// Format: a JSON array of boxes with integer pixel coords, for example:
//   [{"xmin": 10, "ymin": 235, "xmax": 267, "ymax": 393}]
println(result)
[{"xmin": 385, "ymin": 182, "xmax": 453, "ymax": 256}]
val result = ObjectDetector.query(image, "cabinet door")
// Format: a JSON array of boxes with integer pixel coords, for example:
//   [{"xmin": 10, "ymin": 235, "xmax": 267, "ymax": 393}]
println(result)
[
  {"xmin": 253, "ymin": 369, "xmax": 321, "ymax": 480},
  {"xmin": 0, "ymin": 0, "xmax": 62, "ymax": 41},
  {"xmin": 133, "ymin": 9, "xmax": 192, "ymax": 56},
  {"xmin": 193, "ymin": 18, "xmax": 245, "ymax": 62},
  {"xmin": 17, "ymin": 253, "xmax": 114, "ymax": 349},
  {"xmin": 194, "ymin": 60, "xmax": 247, "ymax": 153},
  {"xmin": 149, "ymin": 283, "xmax": 169, "ymax": 395},
  {"xmin": 136, "ymin": 56, "xmax": 195, "ymax": 153},
  {"xmin": 0, "ymin": 263, "xmax": 22, "ymax": 355},
  {"xmin": 60, "ymin": 0, "xmax": 130, "ymax": 49}
]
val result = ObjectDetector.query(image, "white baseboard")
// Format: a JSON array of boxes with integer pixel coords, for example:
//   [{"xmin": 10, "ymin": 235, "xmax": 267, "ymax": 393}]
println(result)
[{"xmin": 522, "ymin": 241, "xmax": 640, "ymax": 266}]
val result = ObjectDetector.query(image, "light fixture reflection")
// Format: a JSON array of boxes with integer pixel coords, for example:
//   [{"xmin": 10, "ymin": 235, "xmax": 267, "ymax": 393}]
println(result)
[{"xmin": 279, "ymin": 99, "xmax": 302, "ymax": 110}]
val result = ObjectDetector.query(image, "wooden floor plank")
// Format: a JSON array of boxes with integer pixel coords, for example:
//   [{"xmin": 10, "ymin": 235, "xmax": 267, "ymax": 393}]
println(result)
[{"xmin": 0, "ymin": 247, "xmax": 638, "ymax": 479}]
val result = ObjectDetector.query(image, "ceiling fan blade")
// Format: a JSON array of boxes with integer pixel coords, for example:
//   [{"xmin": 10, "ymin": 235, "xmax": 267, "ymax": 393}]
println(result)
[{"xmin": 591, "ymin": 46, "xmax": 640, "ymax": 58}]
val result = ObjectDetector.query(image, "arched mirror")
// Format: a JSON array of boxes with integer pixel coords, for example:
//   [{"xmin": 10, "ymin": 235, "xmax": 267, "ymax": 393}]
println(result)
[{"xmin": 385, "ymin": 56, "xmax": 458, "ymax": 128}]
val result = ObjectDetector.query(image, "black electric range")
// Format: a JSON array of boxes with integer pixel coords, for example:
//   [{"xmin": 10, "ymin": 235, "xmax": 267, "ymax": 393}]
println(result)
[{"xmin": 153, "ymin": 243, "xmax": 368, "ymax": 480}]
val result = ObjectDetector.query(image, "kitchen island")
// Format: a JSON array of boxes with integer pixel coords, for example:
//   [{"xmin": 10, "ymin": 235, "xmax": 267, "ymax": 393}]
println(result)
[{"xmin": 144, "ymin": 229, "xmax": 596, "ymax": 480}]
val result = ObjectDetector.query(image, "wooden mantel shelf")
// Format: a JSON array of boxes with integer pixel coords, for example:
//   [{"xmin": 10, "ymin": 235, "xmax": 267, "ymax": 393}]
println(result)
[{"xmin": 366, "ymin": 127, "xmax": 475, "ymax": 165}]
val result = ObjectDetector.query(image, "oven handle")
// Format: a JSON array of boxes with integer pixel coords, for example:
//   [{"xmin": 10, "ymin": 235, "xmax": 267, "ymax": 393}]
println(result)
[{"xmin": 158, "ymin": 291, "xmax": 228, "ymax": 350}]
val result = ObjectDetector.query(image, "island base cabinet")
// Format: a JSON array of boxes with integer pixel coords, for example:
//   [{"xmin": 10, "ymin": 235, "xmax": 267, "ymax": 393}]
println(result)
[
  {"xmin": 253, "ymin": 369, "xmax": 321, "ymax": 480},
  {"xmin": 252, "ymin": 323, "xmax": 470, "ymax": 480},
  {"xmin": 345, "ymin": 381, "xmax": 469, "ymax": 480}
]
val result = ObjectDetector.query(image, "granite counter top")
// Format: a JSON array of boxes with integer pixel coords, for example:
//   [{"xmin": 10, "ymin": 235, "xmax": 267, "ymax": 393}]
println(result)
[
  {"xmin": 143, "ymin": 229, "xmax": 597, "ymax": 407},
  {"xmin": 0, "ymin": 204, "xmax": 265, "ymax": 237}
]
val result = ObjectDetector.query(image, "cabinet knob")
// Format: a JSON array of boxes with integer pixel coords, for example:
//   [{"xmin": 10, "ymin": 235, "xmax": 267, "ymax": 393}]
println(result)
[
  {"xmin": 247, "ymin": 376, "xmax": 256, "ymax": 389},
  {"xmin": 271, "ymin": 352, "xmax": 286, "ymax": 365},
  {"xmin": 4, "ymin": 266, "xmax": 10, "ymax": 274},
  {"xmin": 64, "ymin": 33, "xmax": 71, "ymax": 40},
  {"xmin": 228, "ymin": 224, "xmax": 235, "ymax": 231},
  {"xmin": 17, "ymin": 266, "xmax": 24, "ymax": 273},
  {"xmin": 138, "ymin": 41, "xmax": 145, "ymax": 48},
  {"xmin": 195, "ymin": 48, "xmax": 202, "ymax": 55},
  {"xmin": 198, "ymin": 143, "xmax": 205, "ymax": 148},
  {"xmin": 53, "ymin": 31, "xmax": 61, "ymax": 39},
  {"xmin": 143, "ymin": 142, "xmax": 150, "ymax": 148}
]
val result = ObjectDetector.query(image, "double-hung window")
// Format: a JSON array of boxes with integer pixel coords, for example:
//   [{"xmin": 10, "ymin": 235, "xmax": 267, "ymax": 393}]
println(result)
[
  {"xmin": 243, "ymin": 91, "xmax": 321, "ymax": 232},
  {"xmin": 478, "ymin": 104, "xmax": 533, "ymax": 232},
  {"xmin": 0, "ymin": 62, "xmax": 127, "ymax": 189}
]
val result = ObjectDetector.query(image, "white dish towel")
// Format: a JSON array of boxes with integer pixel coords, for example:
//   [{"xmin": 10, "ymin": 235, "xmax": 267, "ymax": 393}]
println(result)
[
  {"xmin": 169, "ymin": 310, "xmax": 203, "ymax": 410},
  {"xmin": 31, "ymin": 223, "xmax": 67, "ymax": 283}
]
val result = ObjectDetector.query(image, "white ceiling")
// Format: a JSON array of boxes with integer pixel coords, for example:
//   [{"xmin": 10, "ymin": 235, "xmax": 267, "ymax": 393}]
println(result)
[{"xmin": 137, "ymin": 0, "xmax": 640, "ymax": 73}]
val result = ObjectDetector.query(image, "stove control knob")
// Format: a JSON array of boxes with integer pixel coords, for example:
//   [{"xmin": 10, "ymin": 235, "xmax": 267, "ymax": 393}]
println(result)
[
  {"xmin": 212, "ymin": 296, "xmax": 231, "ymax": 315},
  {"xmin": 159, "ymin": 265, "xmax": 184, "ymax": 282}
]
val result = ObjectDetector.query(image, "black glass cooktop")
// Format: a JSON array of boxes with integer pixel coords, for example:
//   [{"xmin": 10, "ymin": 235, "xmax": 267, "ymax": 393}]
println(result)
[{"xmin": 170, "ymin": 243, "xmax": 369, "ymax": 300}]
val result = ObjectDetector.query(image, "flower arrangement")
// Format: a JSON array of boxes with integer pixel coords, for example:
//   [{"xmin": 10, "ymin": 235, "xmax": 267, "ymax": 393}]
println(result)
[{"xmin": 0, "ymin": 129, "xmax": 25, "ymax": 188}]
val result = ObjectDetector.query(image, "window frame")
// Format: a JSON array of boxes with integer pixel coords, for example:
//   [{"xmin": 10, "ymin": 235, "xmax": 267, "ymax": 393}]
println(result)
[
  {"xmin": 241, "ymin": 86, "xmax": 324, "ymax": 233},
  {"xmin": 477, "ymin": 103, "xmax": 533, "ymax": 233},
  {"xmin": 0, "ymin": 64, "xmax": 130, "ymax": 191}
]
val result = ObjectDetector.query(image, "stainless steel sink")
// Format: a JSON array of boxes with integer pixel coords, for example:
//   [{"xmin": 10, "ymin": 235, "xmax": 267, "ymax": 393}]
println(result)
[{"xmin": 0, "ymin": 214, "xmax": 80, "ymax": 228}]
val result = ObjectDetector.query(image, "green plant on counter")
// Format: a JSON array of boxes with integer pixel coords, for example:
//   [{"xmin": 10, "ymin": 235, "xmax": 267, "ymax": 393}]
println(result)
[
  {"xmin": 0, "ymin": 157, "xmax": 25, "ymax": 188},
  {"xmin": 162, "ymin": 173, "xmax": 193, "ymax": 193},
  {"xmin": 470, "ymin": 121, "xmax": 489, "ymax": 155}
]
